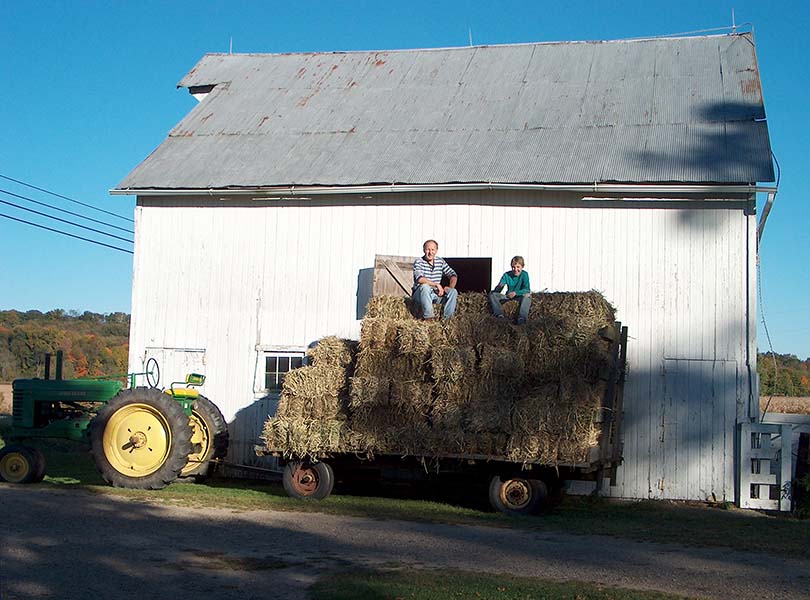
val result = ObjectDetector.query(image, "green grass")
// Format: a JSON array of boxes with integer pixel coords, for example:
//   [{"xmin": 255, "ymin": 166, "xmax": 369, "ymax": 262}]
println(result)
[
  {"xmin": 310, "ymin": 568, "xmax": 686, "ymax": 600},
  {"xmin": 3, "ymin": 417, "xmax": 809, "ymax": 557}
]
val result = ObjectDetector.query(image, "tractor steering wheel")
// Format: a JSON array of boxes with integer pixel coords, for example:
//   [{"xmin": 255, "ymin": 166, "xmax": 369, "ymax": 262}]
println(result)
[{"xmin": 145, "ymin": 357, "xmax": 160, "ymax": 389}]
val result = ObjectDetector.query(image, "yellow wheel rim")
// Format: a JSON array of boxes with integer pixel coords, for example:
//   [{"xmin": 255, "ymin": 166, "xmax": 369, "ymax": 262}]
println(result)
[
  {"xmin": 103, "ymin": 403, "xmax": 172, "ymax": 477},
  {"xmin": 0, "ymin": 451, "xmax": 32, "ymax": 483},
  {"xmin": 180, "ymin": 410, "xmax": 212, "ymax": 477}
]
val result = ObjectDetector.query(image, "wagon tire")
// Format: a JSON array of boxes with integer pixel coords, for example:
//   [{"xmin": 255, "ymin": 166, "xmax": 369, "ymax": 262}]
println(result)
[
  {"xmin": 0, "ymin": 445, "xmax": 39, "ymax": 484},
  {"xmin": 180, "ymin": 394, "xmax": 229, "ymax": 479},
  {"xmin": 282, "ymin": 461, "xmax": 334, "ymax": 500},
  {"xmin": 90, "ymin": 388, "xmax": 192, "ymax": 489},
  {"xmin": 488, "ymin": 475, "xmax": 547, "ymax": 516}
]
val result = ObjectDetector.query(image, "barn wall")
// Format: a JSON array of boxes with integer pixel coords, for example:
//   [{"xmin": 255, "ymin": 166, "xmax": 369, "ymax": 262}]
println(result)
[{"xmin": 128, "ymin": 190, "xmax": 756, "ymax": 501}]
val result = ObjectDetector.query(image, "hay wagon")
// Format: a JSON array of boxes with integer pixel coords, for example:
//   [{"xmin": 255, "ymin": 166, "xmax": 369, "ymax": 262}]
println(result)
[{"xmin": 259, "ymin": 292, "xmax": 628, "ymax": 515}]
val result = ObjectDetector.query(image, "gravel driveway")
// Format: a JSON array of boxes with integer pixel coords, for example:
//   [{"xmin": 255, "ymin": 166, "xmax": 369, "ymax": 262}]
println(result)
[{"xmin": 1, "ymin": 485, "xmax": 808, "ymax": 600}]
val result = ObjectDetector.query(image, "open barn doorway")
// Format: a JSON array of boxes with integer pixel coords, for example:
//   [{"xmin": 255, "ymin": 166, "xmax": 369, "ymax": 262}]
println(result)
[{"xmin": 443, "ymin": 257, "xmax": 492, "ymax": 293}]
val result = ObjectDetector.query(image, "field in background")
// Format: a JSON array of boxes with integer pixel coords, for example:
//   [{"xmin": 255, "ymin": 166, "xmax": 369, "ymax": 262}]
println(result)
[
  {"xmin": 761, "ymin": 396, "xmax": 810, "ymax": 415},
  {"xmin": 0, "ymin": 384, "xmax": 11, "ymax": 415}
]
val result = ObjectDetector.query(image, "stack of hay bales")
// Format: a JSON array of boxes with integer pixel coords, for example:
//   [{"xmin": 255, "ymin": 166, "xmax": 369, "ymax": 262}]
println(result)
[
  {"xmin": 262, "ymin": 336, "xmax": 357, "ymax": 459},
  {"xmin": 263, "ymin": 290, "xmax": 617, "ymax": 465}
]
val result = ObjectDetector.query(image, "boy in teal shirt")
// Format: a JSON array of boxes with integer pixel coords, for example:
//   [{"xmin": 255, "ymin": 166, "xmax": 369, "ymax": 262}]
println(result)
[{"xmin": 489, "ymin": 256, "xmax": 531, "ymax": 324}]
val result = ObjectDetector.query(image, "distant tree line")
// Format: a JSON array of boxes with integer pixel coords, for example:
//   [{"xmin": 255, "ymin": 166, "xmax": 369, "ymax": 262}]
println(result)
[
  {"xmin": 0, "ymin": 310, "xmax": 129, "ymax": 381},
  {"xmin": 0, "ymin": 310, "xmax": 806, "ymax": 395},
  {"xmin": 758, "ymin": 351, "xmax": 810, "ymax": 397}
]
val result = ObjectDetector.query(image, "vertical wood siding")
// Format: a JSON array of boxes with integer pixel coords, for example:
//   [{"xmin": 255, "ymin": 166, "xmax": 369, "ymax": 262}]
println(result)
[{"xmin": 129, "ymin": 191, "xmax": 754, "ymax": 501}]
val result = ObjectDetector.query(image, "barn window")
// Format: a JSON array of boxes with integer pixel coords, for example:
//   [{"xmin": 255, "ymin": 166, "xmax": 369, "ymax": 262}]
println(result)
[{"xmin": 263, "ymin": 352, "xmax": 305, "ymax": 391}]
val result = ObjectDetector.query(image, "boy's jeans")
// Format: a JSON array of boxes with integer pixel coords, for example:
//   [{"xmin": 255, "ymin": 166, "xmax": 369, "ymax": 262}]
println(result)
[
  {"xmin": 488, "ymin": 292, "xmax": 531, "ymax": 324},
  {"xmin": 415, "ymin": 284, "xmax": 458, "ymax": 319}
]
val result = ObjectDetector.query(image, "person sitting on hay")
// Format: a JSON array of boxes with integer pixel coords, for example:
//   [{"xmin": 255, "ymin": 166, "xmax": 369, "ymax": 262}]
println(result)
[
  {"xmin": 413, "ymin": 239, "xmax": 458, "ymax": 320},
  {"xmin": 489, "ymin": 255, "xmax": 531, "ymax": 324}
]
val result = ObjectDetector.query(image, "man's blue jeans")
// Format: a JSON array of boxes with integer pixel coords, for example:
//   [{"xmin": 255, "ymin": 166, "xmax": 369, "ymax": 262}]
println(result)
[
  {"xmin": 488, "ymin": 292, "xmax": 531, "ymax": 324},
  {"xmin": 415, "ymin": 284, "xmax": 458, "ymax": 319}
]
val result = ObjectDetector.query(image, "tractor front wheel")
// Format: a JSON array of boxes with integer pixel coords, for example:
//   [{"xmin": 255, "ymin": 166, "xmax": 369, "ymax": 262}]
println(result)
[
  {"xmin": 0, "ymin": 445, "xmax": 39, "ymax": 484},
  {"xmin": 180, "ymin": 395, "xmax": 229, "ymax": 479},
  {"xmin": 90, "ymin": 388, "xmax": 192, "ymax": 489}
]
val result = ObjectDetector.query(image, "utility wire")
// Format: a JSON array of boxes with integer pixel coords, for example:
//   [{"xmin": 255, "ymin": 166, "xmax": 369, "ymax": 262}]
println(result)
[
  {"xmin": 0, "ymin": 198, "xmax": 133, "ymax": 244},
  {"xmin": 0, "ymin": 173, "xmax": 134, "ymax": 223},
  {"xmin": 0, "ymin": 212, "xmax": 133, "ymax": 255},
  {"xmin": 0, "ymin": 187, "xmax": 134, "ymax": 234}
]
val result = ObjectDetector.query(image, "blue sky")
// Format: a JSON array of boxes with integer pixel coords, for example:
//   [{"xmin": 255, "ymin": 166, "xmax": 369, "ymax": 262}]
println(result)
[{"xmin": 1, "ymin": 1, "xmax": 808, "ymax": 358}]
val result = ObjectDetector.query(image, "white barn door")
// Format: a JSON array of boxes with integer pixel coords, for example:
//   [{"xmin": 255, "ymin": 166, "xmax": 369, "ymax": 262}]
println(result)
[
  {"xmin": 659, "ymin": 359, "xmax": 738, "ymax": 501},
  {"xmin": 140, "ymin": 347, "xmax": 207, "ymax": 391}
]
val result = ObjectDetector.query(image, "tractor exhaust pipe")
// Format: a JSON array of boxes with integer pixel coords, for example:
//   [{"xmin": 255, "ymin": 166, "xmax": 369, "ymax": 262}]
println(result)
[
  {"xmin": 55, "ymin": 350, "xmax": 63, "ymax": 380},
  {"xmin": 44, "ymin": 353, "xmax": 52, "ymax": 380}
]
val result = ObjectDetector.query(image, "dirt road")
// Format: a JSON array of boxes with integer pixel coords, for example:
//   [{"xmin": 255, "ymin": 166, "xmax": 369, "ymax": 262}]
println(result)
[{"xmin": 1, "ymin": 485, "xmax": 808, "ymax": 600}]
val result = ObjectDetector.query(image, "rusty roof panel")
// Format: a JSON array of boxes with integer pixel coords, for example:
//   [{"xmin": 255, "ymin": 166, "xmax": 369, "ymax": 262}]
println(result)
[{"xmin": 119, "ymin": 33, "xmax": 774, "ymax": 189}]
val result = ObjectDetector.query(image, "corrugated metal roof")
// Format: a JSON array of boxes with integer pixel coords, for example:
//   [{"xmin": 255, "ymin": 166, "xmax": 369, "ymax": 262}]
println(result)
[{"xmin": 117, "ymin": 33, "xmax": 774, "ymax": 190}]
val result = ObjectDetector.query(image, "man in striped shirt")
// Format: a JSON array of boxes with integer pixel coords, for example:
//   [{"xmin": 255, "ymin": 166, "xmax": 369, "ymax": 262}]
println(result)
[{"xmin": 413, "ymin": 239, "xmax": 458, "ymax": 320}]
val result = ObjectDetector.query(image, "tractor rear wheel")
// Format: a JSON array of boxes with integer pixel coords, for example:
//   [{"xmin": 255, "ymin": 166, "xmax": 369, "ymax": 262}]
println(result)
[
  {"xmin": 29, "ymin": 447, "xmax": 47, "ymax": 483},
  {"xmin": 180, "ymin": 395, "xmax": 229, "ymax": 479},
  {"xmin": 90, "ymin": 388, "xmax": 192, "ymax": 489},
  {"xmin": 0, "ymin": 445, "xmax": 39, "ymax": 484},
  {"xmin": 282, "ymin": 460, "xmax": 334, "ymax": 500}
]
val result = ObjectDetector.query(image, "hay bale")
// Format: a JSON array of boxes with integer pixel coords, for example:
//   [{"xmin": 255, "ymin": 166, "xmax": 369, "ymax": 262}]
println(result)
[
  {"xmin": 280, "ymin": 365, "xmax": 346, "ymax": 398},
  {"xmin": 455, "ymin": 292, "xmax": 489, "ymax": 316},
  {"xmin": 395, "ymin": 320, "xmax": 433, "ymax": 355},
  {"xmin": 359, "ymin": 318, "xmax": 399, "ymax": 350},
  {"xmin": 261, "ymin": 417, "xmax": 347, "ymax": 459},
  {"xmin": 365, "ymin": 295, "xmax": 414, "ymax": 319},
  {"xmin": 308, "ymin": 336, "xmax": 357, "ymax": 369},
  {"xmin": 349, "ymin": 376, "xmax": 391, "ymax": 409},
  {"xmin": 478, "ymin": 345, "xmax": 525, "ymax": 379},
  {"xmin": 430, "ymin": 346, "xmax": 477, "ymax": 383}
]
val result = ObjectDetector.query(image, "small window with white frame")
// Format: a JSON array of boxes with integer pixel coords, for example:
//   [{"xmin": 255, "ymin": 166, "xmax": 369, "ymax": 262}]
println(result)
[{"xmin": 263, "ymin": 351, "xmax": 305, "ymax": 392}]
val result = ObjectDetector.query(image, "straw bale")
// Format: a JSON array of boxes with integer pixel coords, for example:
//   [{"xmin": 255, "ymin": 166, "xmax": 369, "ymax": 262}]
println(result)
[
  {"xmin": 261, "ymin": 417, "xmax": 347, "ymax": 459},
  {"xmin": 365, "ymin": 295, "xmax": 415, "ymax": 319},
  {"xmin": 430, "ymin": 346, "xmax": 477, "ymax": 383},
  {"xmin": 390, "ymin": 379, "xmax": 434, "ymax": 413},
  {"xmin": 478, "ymin": 345, "xmax": 525, "ymax": 379},
  {"xmin": 349, "ymin": 376, "xmax": 391, "ymax": 409},
  {"xmin": 455, "ymin": 292, "xmax": 489, "ymax": 316},
  {"xmin": 276, "ymin": 393, "xmax": 344, "ymax": 420},
  {"xmin": 359, "ymin": 318, "xmax": 399, "ymax": 350},
  {"xmin": 395, "ymin": 320, "xmax": 433, "ymax": 355},
  {"xmin": 308, "ymin": 336, "xmax": 358, "ymax": 369},
  {"xmin": 464, "ymin": 381, "xmax": 512, "ymax": 432},
  {"xmin": 281, "ymin": 365, "xmax": 347, "ymax": 398}
]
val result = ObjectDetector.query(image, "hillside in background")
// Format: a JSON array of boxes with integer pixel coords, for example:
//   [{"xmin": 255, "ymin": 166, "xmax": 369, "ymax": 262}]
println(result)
[
  {"xmin": 758, "ymin": 352, "xmax": 810, "ymax": 397},
  {"xmin": 0, "ymin": 310, "xmax": 129, "ymax": 381}
]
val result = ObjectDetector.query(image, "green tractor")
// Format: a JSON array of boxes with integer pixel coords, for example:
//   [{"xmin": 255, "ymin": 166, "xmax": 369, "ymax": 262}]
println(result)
[{"xmin": 0, "ymin": 351, "xmax": 228, "ymax": 489}]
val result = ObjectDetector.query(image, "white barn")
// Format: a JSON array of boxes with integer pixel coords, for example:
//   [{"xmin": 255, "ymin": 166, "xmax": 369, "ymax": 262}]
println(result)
[{"xmin": 113, "ymin": 33, "xmax": 777, "ymax": 503}]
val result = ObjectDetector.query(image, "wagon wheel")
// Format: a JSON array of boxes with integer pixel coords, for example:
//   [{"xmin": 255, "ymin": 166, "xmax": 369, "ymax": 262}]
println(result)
[
  {"xmin": 0, "ymin": 445, "xmax": 39, "ymax": 484},
  {"xmin": 282, "ymin": 461, "xmax": 334, "ymax": 500},
  {"xmin": 180, "ymin": 395, "xmax": 229, "ymax": 479},
  {"xmin": 89, "ymin": 387, "xmax": 191, "ymax": 489},
  {"xmin": 488, "ymin": 475, "xmax": 547, "ymax": 516}
]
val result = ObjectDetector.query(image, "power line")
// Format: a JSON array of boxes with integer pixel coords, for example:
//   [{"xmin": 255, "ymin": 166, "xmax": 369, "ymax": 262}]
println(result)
[
  {"xmin": 0, "ymin": 198, "xmax": 133, "ymax": 244},
  {"xmin": 0, "ymin": 173, "xmax": 134, "ymax": 223},
  {"xmin": 0, "ymin": 212, "xmax": 133, "ymax": 255},
  {"xmin": 0, "ymin": 187, "xmax": 134, "ymax": 234}
]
